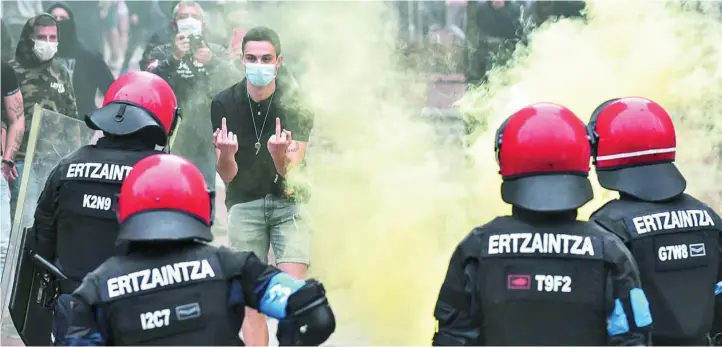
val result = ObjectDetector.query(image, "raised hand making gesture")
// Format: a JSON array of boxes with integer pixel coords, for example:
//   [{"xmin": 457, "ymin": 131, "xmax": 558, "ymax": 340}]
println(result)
[
  {"xmin": 214, "ymin": 117, "xmax": 238, "ymax": 157},
  {"xmin": 267, "ymin": 117, "xmax": 292, "ymax": 159}
]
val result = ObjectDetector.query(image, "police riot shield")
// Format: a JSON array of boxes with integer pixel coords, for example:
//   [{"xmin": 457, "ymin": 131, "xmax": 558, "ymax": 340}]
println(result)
[{"xmin": 0, "ymin": 105, "xmax": 94, "ymax": 345}]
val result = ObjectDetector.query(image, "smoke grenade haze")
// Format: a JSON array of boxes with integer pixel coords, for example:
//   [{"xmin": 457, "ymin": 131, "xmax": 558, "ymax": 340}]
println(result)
[{"xmin": 218, "ymin": 1, "xmax": 722, "ymax": 344}]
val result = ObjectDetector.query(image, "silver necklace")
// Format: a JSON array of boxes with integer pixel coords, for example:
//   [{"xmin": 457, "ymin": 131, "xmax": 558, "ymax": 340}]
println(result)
[{"xmin": 247, "ymin": 91, "xmax": 275, "ymax": 155}]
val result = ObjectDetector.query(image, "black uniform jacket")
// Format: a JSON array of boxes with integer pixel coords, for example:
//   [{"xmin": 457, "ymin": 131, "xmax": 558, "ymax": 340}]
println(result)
[
  {"xmin": 591, "ymin": 193, "xmax": 722, "ymax": 342},
  {"xmin": 33, "ymin": 136, "xmax": 159, "ymax": 283},
  {"xmin": 433, "ymin": 208, "xmax": 652, "ymax": 346},
  {"xmin": 64, "ymin": 242, "xmax": 308, "ymax": 345}
]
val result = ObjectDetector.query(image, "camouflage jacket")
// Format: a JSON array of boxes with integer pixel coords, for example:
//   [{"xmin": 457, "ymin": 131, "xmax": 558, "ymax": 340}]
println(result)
[{"xmin": 10, "ymin": 14, "xmax": 79, "ymax": 160}]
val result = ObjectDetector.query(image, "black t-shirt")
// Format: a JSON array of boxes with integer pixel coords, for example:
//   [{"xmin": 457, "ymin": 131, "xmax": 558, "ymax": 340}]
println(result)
[
  {"xmin": 1, "ymin": 61, "xmax": 19, "ymax": 130},
  {"xmin": 211, "ymin": 79, "xmax": 314, "ymax": 206},
  {"xmin": 2, "ymin": 61, "xmax": 19, "ymax": 97}
]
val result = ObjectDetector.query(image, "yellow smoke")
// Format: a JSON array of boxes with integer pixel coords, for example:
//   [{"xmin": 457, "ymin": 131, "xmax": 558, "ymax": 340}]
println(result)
[
  {"xmin": 260, "ymin": 2, "xmax": 486, "ymax": 344},
  {"xmin": 249, "ymin": 1, "xmax": 722, "ymax": 345},
  {"xmin": 461, "ymin": 1, "xmax": 722, "ymax": 218}
]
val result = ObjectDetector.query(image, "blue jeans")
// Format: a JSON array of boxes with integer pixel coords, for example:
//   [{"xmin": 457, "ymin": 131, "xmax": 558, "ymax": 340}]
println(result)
[
  {"xmin": 8, "ymin": 159, "xmax": 24, "ymax": 224},
  {"xmin": 227, "ymin": 195, "xmax": 311, "ymax": 265},
  {"xmin": 52, "ymin": 294, "xmax": 72, "ymax": 346},
  {"xmin": 0, "ymin": 175, "xmax": 10, "ymax": 277}
]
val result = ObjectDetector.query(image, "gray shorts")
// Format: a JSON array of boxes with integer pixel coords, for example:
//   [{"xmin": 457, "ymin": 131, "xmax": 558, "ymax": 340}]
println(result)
[{"xmin": 227, "ymin": 194, "xmax": 310, "ymax": 265}]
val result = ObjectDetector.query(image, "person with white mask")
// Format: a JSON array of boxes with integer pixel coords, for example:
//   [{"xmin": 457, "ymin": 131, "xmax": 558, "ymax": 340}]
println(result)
[
  {"xmin": 8, "ymin": 13, "xmax": 78, "ymax": 223},
  {"xmin": 211, "ymin": 26, "xmax": 315, "ymax": 346},
  {"xmin": 144, "ymin": 1, "xmax": 238, "ymax": 213}
]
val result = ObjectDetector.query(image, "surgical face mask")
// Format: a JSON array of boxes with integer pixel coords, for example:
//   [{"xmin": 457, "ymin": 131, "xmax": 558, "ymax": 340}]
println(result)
[
  {"xmin": 176, "ymin": 18, "xmax": 203, "ymax": 36},
  {"xmin": 33, "ymin": 40, "xmax": 58, "ymax": 61},
  {"xmin": 245, "ymin": 63, "xmax": 277, "ymax": 87}
]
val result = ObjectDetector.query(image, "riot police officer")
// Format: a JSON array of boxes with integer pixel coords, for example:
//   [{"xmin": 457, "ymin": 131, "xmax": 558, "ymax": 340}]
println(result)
[
  {"xmin": 63, "ymin": 154, "xmax": 335, "ymax": 346},
  {"xmin": 30, "ymin": 71, "xmax": 181, "ymax": 345},
  {"xmin": 432, "ymin": 103, "xmax": 653, "ymax": 346},
  {"xmin": 587, "ymin": 97, "xmax": 722, "ymax": 346}
]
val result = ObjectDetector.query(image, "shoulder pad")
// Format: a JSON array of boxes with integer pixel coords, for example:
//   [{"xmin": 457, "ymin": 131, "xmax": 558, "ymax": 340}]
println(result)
[
  {"xmin": 216, "ymin": 246, "xmax": 250, "ymax": 278},
  {"xmin": 589, "ymin": 199, "xmax": 632, "ymax": 242},
  {"xmin": 681, "ymin": 194, "xmax": 722, "ymax": 224}
]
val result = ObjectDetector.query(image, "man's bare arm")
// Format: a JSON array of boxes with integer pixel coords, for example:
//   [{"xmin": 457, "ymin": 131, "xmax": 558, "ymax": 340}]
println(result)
[
  {"xmin": 273, "ymin": 141, "xmax": 307, "ymax": 177},
  {"xmin": 216, "ymin": 149, "xmax": 238, "ymax": 183},
  {"xmin": 1, "ymin": 128, "xmax": 6, "ymax": 156},
  {"xmin": 3, "ymin": 92, "xmax": 25, "ymax": 163}
]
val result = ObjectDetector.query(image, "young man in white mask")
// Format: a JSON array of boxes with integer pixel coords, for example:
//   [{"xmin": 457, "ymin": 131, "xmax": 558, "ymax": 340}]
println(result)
[
  {"xmin": 8, "ymin": 13, "xmax": 78, "ymax": 221},
  {"xmin": 211, "ymin": 26, "xmax": 315, "ymax": 346},
  {"xmin": 145, "ymin": 0, "xmax": 238, "ymax": 191}
]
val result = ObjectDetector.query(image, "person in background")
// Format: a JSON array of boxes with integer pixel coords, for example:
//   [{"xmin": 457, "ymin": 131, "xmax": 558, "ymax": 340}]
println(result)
[
  {"xmin": 202, "ymin": 0, "xmax": 251, "ymax": 51},
  {"xmin": 47, "ymin": 2, "xmax": 115, "ymax": 118},
  {"xmin": 63, "ymin": 1, "xmax": 104, "ymax": 55},
  {"xmin": 463, "ymin": 0, "xmax": 532, "ymax": 85},
  {"xmin": 100, "ymin": 0, "xmax": 130, "ymax": 72},
  {"xmin": 145, "ymin": 0, "xmax": 238, "ymax": 190},
  {"xmin": 228, "ymin": 28, "xmax": 248, "ymax": 63},
  {"xmin": 9, "ymin": 13, "xmax": 78, "ymax": 218},
  {"xmin": 139, "ymin": 1, "xmax": 180, "ymax": 71},
  {"xmin": 0, "ymin": 0, "xmax": 43, "ymax": 43},
  {"xmin": 120, "ymin": 0, "xmax": 167, "ymax": 74},
  {"xmin": 212, "ymin": 26, "xmax": 314, "ymax": 346},
  {"xmin": 0, "ymin": 60, "xmax": 24, "ymax": 277}
]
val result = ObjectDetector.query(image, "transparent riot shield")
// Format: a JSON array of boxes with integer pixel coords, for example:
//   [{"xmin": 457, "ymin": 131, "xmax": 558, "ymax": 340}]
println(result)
[{"xmin": 0, "ymin": 105, "xmax": 93, "ymax": 344}]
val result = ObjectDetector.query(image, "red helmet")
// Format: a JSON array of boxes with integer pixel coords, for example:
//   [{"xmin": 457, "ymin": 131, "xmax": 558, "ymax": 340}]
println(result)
[
  {"xmin": 588, "ymin": 97, "xmax": 685, "ymax": 201},
  {"xmin": 116, "ymin": 154, "xmax": 213, "ymax": 243},
  {"xmin": 85, "ymin": 71, "xmax": 180, "ymax": 145},
  {"xmin": 495, "ymin": 103, "xmax": 593, "ymax": 212}
]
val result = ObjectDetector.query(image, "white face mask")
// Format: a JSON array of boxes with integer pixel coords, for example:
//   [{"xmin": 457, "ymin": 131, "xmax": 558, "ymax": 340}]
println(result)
[
  {"xmin": 33, "ymin": 40, "xmax": 58, "ymax": 61},
  {"xmin": 177, "ymin": 18, "xmax": 203, "ymax": 36}
]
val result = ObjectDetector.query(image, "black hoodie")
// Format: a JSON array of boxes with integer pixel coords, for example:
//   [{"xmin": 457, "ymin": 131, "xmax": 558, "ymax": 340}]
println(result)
[
  {"xmin": 47, "ymin": 2, "xmax": 115, "ymax": 118},
  {"xmin": 10, "ymin": 13, "xmax": 79, "ymax": 160}
]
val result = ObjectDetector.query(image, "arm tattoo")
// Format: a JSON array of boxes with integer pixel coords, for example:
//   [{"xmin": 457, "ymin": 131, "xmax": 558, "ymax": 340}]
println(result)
[
  {"xmin": 9, "ymin": 128, "xmax": 22, "ymax": 154},
  {"xmin": 8, "ymin": 103, "xmax": 23, "ymax": 116},
  {"xmin": 286, "ymin": 141, "xmax": 299, "ymax": 153},
  {"xmin": 4, "ymin": 94, "xmax": 25, "ymax": 157}
]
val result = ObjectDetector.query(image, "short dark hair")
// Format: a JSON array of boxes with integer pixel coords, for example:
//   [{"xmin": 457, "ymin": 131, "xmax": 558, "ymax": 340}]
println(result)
[
  {"xmin": 172, "ymin": 1, "xmax": 204, "ymax": 20},
  {"xmin": 242, "ymin": 26, "xmax": 282, "ymax": 58},
  {"xmin": 34, "ymin": 13, "xmax": 57, "ymax": 27}
]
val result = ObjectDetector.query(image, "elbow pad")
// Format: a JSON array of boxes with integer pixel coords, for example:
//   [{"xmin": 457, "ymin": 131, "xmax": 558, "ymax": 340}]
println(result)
[{"xmin": 278, "ymin": 279, "xmax": 336, "ymax": 346}]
